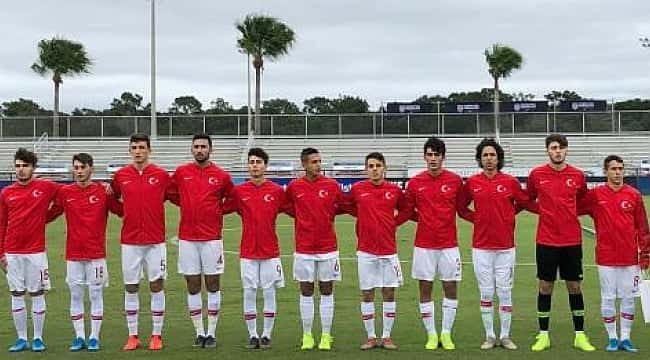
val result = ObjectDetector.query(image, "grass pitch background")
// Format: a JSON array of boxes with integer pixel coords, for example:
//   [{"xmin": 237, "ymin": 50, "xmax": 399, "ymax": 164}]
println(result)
[{"xmin": 0, "ymin": 197, "xmax": 648, "ymax": 359}]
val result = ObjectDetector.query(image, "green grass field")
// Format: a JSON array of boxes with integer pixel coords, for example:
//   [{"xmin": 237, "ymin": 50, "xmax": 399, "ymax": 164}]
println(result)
[{"xmin": 1, "ymin": 197, "xmax": 649, "ymax": 359}]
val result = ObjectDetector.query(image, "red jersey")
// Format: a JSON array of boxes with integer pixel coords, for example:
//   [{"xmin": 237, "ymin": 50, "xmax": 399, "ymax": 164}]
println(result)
[
  {"xmin": 224, "ymin": 180, "xmax": 287, "ymax": 259},
  {"xmin": 48, "ymin": 182, "xmax": 123, "ymax": 261},
  {"xmin": 285, "ymin": 175, "xmax": 345, "ymax": 254},
  {"xmin": 459, "ymin": 172, "xmax": 528, "ymax": 250},
  {"xmin": 347, "ymin": 180, "xmax": 407, "ymax": 256},
  {"xmin": 582, "ymin": 184, "xmax": 650, "ymax": 266},
  {"xmin": 169, "ymin": 162, "xmax": 233, "ymax": 241},
  {"xmin": 401, "ymin": 170, "xmax": 463, "ymax": 249},
  {"xmin": 525, "ymin": 164, "xmax": 587, "ymax": 247},
  {"xmin": 0, "ymin": 179, "xmax": 58, "ymax": 256},
  {"xmin": 111, "ymin": 164, "xmax": 171, "ymax": 245}
]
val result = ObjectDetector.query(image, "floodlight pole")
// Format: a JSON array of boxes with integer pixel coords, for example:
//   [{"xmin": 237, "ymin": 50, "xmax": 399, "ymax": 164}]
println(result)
[
  {"xmin": 150, "ymin": 0, "xmax": 157, "ymax": 139},
  {"xmin": 247, "ymin": 54, "xmax": 252, "ymax": 135}
]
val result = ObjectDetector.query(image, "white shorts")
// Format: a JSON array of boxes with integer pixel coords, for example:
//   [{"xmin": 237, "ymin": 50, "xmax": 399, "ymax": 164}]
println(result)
[
  {"xmin": 240, "ymin": 258, "xmax": 285, "ymax": 289},
  {"xmin": 293, "ymin": 252, "xmax": 341, "ymax": 282},
  {"xmin": 6, "ymin": 252, "xmax": 51, "ymax": 293},
  {"xmin": 598, "ymin": 265, "xmax": 641, "ymax": 300},
  {"xmin": 411, "ymin": 246, "xmax": 462, "ymax": 282},
  {"xmin": 178, "ymin": 239, "xmax": 224, "ymax": 275},
  {"xmin": 121, "ymin": 243, "xmax": 167, "ymax": 285},
  {"xmin": 357, "ymin": 252, "xmax": 403, "ymax": 290},
  {"xmin": 66, "ymin": 259, "xmax": 109, "ymax": 288},
  {"xmin": 472, "ymin": 248, "xmax": 515, "ymax": 290}
]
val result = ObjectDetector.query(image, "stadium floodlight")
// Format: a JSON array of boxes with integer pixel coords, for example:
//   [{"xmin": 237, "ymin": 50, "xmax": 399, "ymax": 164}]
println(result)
[
  {"xmin": 640, "ymin": 37, "xmax": 650, "ymax": 48},
  {"xmin": 150, "ymin": 0, "xmax": 157, "ymax": 139}
]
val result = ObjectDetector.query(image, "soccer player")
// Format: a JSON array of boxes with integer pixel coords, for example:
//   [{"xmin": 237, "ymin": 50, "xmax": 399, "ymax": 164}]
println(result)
[
  {"xmin": 47, "ymin": 153, "xmax": 123, "ymax": 352},
  {"xmin": 111, "ymin": 133, "xmax": 172, "ymax": 351},
  {"xmin": 525, "ymin": 134, "xmax": 595, "ymax": 352},
  {"xmin": 580, "ymin": 155, "xmax": 650, "ymax": 352},
  {"xmin": 223, "ymin": 148, "xmax": 287, "ymax": 350},
  {"xmin": 167, "ymin": 133, "xmax": 233, "ymax": 348},
  {"xmin": 0, "ymin": 148, "xmax": 58, "ymax": 352},
  {"xmin": 458, "ymin": 138, "xmax": 528, "ymax": 350},
  {"xmin": 400, "ymin": 136, "xmax": 464, "ymax": 351},
  {"xmin": 345, "ymin": 152, "xmax": 406, "ymax": 350},
  {"xmin": 286, "ymin": 147, "xmax": 346, "ymax": 351}
]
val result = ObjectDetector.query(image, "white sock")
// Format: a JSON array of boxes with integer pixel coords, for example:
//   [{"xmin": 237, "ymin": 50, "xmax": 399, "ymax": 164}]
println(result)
[
  {"xmin": 441, "ymin": 298, "xmax": 458, "ymax": 334},
  {"xmin": 244, "ymin": 288, "xmax": 258, "ymax": 338},
  {"xmin": 419, "ymin": 302, "xmax": 436, "ymax": 335},
  {"xmin": 11, "ymin": 295, "xmax": 27, "ymax": 340},
  {"xmin": 262, "ymin": 287, "xmax": 277, "ymax": 338},
  {"xmin": 31, "ymin": 295, "xmax": 46, "ymax": 340},
  {"xmin": 206, "ymin": 291, "xmax": 221, "ymax": 337},
  {"xmin": 125, "ymin": 292, "xmax": 139, "ymax": 336},
  {"xmin": 620, "ymin": 297, "xmax": 635, "ymax": 341},
  {"xmin": 300, "ymin": 295, "xmax": 314, "ymax": 334},
  {"xmin": 69, "ymin": 284, "xmax": 85, "ymax": 338},
  {"xmin": 480, "ymin": 299, "xmax": 495, "ymax": 338},
  {"xmin": 187, "ymin": 293, "xmax": 204, "ymax": 337},
  {"xmin": 320, "ymin": 294, "xmax": 334, "ymax": 334},
  {"xmin": 497, "ymin": 287, "xmax": 512, "ymax": 339},
  {"xmin": 89, "ymin": 286, "xmax": 103, "ymax": 340},
  {"xmin": 151, "ymin": 290, "xmax": 165, "ymax": 336},
  {"xmin": 361, "ymin": 302, "xmax": 376, "ymax": 338},
  {"xmin": 382, "ymin": 301, "xmax": 396, "ymax": 339}
]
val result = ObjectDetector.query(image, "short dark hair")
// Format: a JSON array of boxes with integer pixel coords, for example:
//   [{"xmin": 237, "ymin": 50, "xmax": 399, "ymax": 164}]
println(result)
[
  {"xmin": 475, "ymin": 138, "xmax": 505, "ymax": 170},
  {"xmin": 603, "ymin": 154, "xmax": 624, "ymax": 170},
  {"xmin": 248, "ymin": 147, "xmax": 269, "ymax": 164},
  {"xmin": 129, "ymin": 133, "xmax": 150, "ymax": 148},
  {"xmin": 300, "ymin": 147, "xmax": 319, "ymax": 162},
  {"xmin": 365, "ymin": 152, "xmax": 385, "ymax": 166},
  {"xmin": 72, "ymin": 153, "xmax": 94, "ymax": 167},
  {"xmin": 545, "ymin": 133, "xmax": 568, "ymax": 148},
  {"xmin": 15, "ymin": 148, "xmax": 37, "ymax": 167},
  {"xmin": 192, "ymin": 133, "xmax": 212, "ymax": 148},
  {"xmin": 423, "ymin": 136, "xmax": 446, "ymax": 156}
]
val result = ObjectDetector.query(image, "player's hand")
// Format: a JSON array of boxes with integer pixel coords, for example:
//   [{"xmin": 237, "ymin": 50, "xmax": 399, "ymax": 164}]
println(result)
[
  {"xmin": 102, "ymin": 182, "xmax": 114, "ymax": 196},
  {"xmin": 639, "ymin": 255, "xmax": 650, "ymax": 270},
  {"xmin": 0, "ymin": 256, "xmax": 7, "ymax": 273}
]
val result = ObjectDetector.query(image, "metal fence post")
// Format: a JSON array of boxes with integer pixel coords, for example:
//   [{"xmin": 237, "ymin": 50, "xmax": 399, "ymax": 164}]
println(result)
[
  {"xmin": 0, "ymin": 117, "xmax": 3, "ymax": 138},
  {"xmin": 441, "ymin": 114, "xmax": 445, "ymax": 135},
  {"xmin": 582, "ymin": 112, "xmax": 586, "ymax": 134},
  {"xmin": 237, "ymin": 116, "xmax": 241, "ymax": 136},
  {"xmin": 372, "ymin": 114, "xmax": 376, "ymax": 138},
  {"xmin": 407, "ymin": 114, "xmax": 411, "ymax": 137},
  {"xmin": 546, "ymin": 113, "xmax": 550, "ymax": 133},
  {"xmin": 33, "ymin": 117, "xmax": 37, "ymax": 138},
  {"xmin": 170, "ymin": 115, "xmax": 173, "ymax": 136},
  {"xmin": 100, "ymin": 117, "xmax": 104, "ymax": 138},
  {"xmin": 511, "ymin": 113, "xmax": 515, "ymax": 137},
  {"xmin": 203, "ymin": 116, "xmax": 206, "ymax": 133},
  {"xmin": 270, "ymin": 116, "xmax": 274, "ymax": 136},
  {"xmin": 476, "ymin": 113, "xmax": 480, "ymax": 136},
  {"xmin": 67, "ymin": 117, "xmax": 70, "ymax": 138},
  {"xmin": 338, "ymin": 115, "xmax": 342, "ymax": 138},
  {"xmin": 134, "ymin": 117, "xmax": 138, "ymax": 134},
  {"xmin": 304, "ymin": 115, "xmax": 308, "ymax": 137},
  {"xmin": 618, "ymin": 112, "xmax": 621, "ymax": 134}
]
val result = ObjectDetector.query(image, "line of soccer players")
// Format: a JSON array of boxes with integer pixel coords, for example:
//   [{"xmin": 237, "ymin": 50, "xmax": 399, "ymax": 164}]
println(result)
[{"xmin": 0, "ymin": 133, "xmax": 648, "ymax": 353}]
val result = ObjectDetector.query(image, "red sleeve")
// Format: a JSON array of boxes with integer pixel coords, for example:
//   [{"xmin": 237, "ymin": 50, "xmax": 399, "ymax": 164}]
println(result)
[
  {"xmin": 166, "ymin": 172, "xmax": 180, "ymax": 206},
  {"xmin": 108, "ymin": 195, "xmax": 124, "ymax": 217},
  {"xmin": 278, "ymin": 188, "xmax": 291, "ymax": 214},
  {"xmin": 0, "ymin": 193, "xmax": 7, "ymax": 257},
  {"xmin": 577, "ymin": 188, "xmax": 595, "ymax": 217},
  {"xmin": 577, "ymin": 172, "xmax": 588, "ymax": 203},
  {"xmin": 222, "ymin": 189, "xmax": 238, "ymax": 215},
  {"xmin": 457, "ymin": 181, "xmax": 474, "ymax": 223},
  {"xmin": 111, "ymin": 173, "xmax": 122, "ymax": 200},
  {"xmin": 284, "ymin": 183, "xmax": 295, "ymax": 218},
  {"xmin": 334, "ymin": 185, "xmax": 348, "ymax": 215},
  {"xmin": 635, "ymin": 193, "xmax": 650, "ymax": 257},
  {"xmin": 522, "ymin": 171, "xmax": 539, "ymax": 213},
  {"xmin": 222, "ymin": 173, "xmax": 234, "ymax": 203},
  {"xmin": 394, "ymin": 189, "xmax": 411, "ymax": 226},
  {"xmin": 339, "ymin": 191, "xmax": 356, "ymax": 217},
  {"xmin": 395, "ymin": 185, "xmax": 416, "ymax": 225},
  {"xmin": 46, "ymin": 190, "xmax": 65, "ymax": 223}
]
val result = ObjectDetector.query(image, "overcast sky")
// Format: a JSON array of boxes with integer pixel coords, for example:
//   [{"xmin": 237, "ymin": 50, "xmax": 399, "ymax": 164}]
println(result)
[{"xmin": 2, "ymin": 0, "xmax": 650, "ymax": 112}]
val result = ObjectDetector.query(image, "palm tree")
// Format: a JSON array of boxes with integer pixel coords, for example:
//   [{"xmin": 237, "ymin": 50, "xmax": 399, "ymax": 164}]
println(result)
[
  {"xmin": 236, "ymin": 14, "xmax": 295, "ymax": 135},
  {"xmin": 484, "ymin": 44, "xmax": 523, "ymax": 141},
  {"xmin": 31, "ymin": 37, "xmax": 92, "ymax": 137}
]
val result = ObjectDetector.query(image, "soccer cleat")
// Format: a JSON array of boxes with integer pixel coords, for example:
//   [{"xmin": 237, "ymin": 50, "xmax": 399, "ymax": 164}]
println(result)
[
  {"xmin": 499, "ymin": 337, "xmax": 517, "ymax": 350},
  {"xmin": 531, "ymin": 333, "xmax": 550, "ymax": 352},
  {"xmin": 605, "ymin": 338, "xmax": 619, "ymax": 352},
  {"xmin": 359, "ymin": 337, "xmax": 377, "ymax": 350},
  {"xmin": 260, "ymin": 337, "xmax": 272, "ymax": 349},
  {"xmin": 8, "ymin": 338, "xmax": 29, "ymax": 352},
  {"xmin": 87, "ymin": 338, "xmax": 100, "ymax": 352},
  {"xmin": 69, "ymin": 337, "xmax": 86, "ymax": 352},
  {"xmin": 203, "ymin": 335, "xmax": 217, "ymax": 348},
  {"xmin": 193, "ymin": 335, "xmax": 206, "ymax": 348},
  {"xmin": 31, "ymin": 338, "xmax": 46, "ymax": 352},
  {"xmin": 149, "ymin": 335, "xmax": 163, "ymax": 351},
  {"xmin": 381, "ymin": 337, "xmax": 397, "ymax": 350},
  {"xmin": 246, "ymin": 337, "xmax": 260, "ymax": 349},
  {"xmin": 424, "ymin": 334, "xmax": 438, "ymax": 350},
  {"xmin": 318, "ymin": 333, "xmax": 333, "ymax": 351},
  {"xmin": 300, "ymin": 333, "xmax": 315, "ymax": 350},
  {"xmin": 573, "ymin": 333, "xmax": 595, "ymax": 352},
  {"xmin": 123, "ymin": 335, "xmax": 141, "ymax": 351},
  {"xmin": 619, "ymin": 339, "xmax": 638, "ymax": 353},
  {"xmin": 440, "ymin": 332, "xmax": 455, "ymax": 350},
  {"xmin": 480, "ymin": 336, "xmax": 497, "ymax": 350}
]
